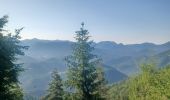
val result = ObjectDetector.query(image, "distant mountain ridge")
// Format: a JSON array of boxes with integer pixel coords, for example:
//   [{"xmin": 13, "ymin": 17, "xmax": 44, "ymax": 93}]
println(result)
[{"xmin": 19, "ymin": 39, "xmax": 170, "ymax": 97}]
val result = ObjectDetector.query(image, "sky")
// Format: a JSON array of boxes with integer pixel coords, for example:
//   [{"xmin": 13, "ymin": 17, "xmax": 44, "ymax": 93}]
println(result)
[{"xmin": 0, "ymin": 0, "xmax": 170, "ymax": 44}]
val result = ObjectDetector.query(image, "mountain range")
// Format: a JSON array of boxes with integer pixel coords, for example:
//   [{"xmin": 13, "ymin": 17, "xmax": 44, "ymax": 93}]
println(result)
[{"xmin": 18, "ymin": 38, "xmax": 170, "ymax": 97}]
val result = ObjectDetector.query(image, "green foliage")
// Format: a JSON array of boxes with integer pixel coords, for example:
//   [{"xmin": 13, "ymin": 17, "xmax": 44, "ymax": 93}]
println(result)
[
  {"xmin": 95, "ymin": 67, "xmax": 108, "ymax": 100},
  {"xmin": 65, "ymin": 23, "xmax": 106, "ymax": 100},
  {"xmin": 107, "ymin": 64, "xmax": 170, "ymax": 100},
  {"xmin": 0, "ymin": 15, "xmax": 28, "ymax": 100},
  {"xmin": 10, "ymin": 84, "xmax": 24, "ymax": 100},
  {"xmin": 43, "ymin": 69, "xmax": 64, "ymax": 100}
]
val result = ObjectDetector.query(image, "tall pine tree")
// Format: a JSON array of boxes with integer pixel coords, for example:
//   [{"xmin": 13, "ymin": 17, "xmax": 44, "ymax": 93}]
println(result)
[
  {"xmin": 65, "ymin": 23, "xmax": 106, "ymax": 100},
  {"xmin": 0, "ymin": 15, "xmax": 28, "ymax": 100},
  {"xmin": 43, "ymin": 69, "xmax": 64, "ymax": 100}
]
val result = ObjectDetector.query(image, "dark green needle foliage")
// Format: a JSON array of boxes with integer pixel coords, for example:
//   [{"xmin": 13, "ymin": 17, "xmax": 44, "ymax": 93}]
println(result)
[
  {"xmin": 43, "ymin": 69, "xmax": 64, "ymax": 100},
  {"xmin": 65, "ymin": 23, "xmax": 106, "ymax": 100},
  {"xmin": 0, "ymin": 15, "xmax": 28, "ymax": 100}
]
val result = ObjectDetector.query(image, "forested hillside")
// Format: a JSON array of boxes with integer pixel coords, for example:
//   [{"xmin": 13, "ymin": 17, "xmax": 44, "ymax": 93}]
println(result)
[{"xmin": 107, "ymin": 64, "xmax": 170, "ymax": 100}]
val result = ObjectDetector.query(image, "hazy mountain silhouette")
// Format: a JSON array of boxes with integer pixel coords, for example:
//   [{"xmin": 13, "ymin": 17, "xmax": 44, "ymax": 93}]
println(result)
[{"xmin": 19, "ymin": 39, "xmax": 170, "ymax": 97}]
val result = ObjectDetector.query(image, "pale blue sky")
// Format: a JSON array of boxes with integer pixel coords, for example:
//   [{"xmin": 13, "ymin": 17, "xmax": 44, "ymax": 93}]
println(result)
[{"xmin": 0, "ymin": 0, "xmax": 170, "ymax": 44}]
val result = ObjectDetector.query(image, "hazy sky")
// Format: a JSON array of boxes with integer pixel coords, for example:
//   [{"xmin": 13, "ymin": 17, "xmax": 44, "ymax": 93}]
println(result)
[{"xmin": 0, "ymin": 0, "xmax": 170, "ymax": 44}]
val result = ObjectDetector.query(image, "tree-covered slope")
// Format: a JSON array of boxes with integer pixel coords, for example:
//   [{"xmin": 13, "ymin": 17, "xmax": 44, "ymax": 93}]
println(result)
[{"xmin": 107, "ymin": 64, "xmax": 170, "ymax": 100}]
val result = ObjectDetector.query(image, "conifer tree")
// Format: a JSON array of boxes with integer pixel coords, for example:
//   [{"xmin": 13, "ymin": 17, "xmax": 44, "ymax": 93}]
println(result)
[
  {"xmin": 65, "ymin": 23, "xmax": 106, "ymax": 100},
  {"xmin": 0, "ymin": 15, "xmax": 27, "ymax": 100},
  {"xmin": 43, "ymin": 69, "xmax": 64, "ymax": 100}
]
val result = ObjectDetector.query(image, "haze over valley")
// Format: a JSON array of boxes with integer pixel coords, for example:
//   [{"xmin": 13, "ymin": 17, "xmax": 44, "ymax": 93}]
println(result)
[{"xmin": 19, "ymin": 39, "xmax": 170, "ymax": 97}]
